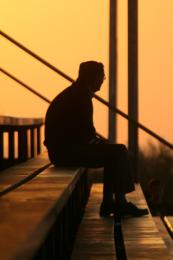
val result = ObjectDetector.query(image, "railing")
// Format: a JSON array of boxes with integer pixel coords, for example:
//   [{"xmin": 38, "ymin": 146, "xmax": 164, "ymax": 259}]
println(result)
[
  {"xmin": 1, "ymin": 30, "xmax": 173, "ymax": 151},
  {"xmin": 0, "ymin": 116, "xmax": 43, "ymax": 170},
  {"xmin": 1, "ymin": 29, "xmax": 173, "ymax": 254}
]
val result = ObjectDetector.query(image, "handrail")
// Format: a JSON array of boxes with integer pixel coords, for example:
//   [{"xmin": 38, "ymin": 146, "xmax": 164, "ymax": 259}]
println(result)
[
  {"xmin": 94, "ymin": 95, "xmax": 173, "ymax": 150},
  {"xmin": 0, "ymin": 30, "xmax": 74, "ymax": 83},
  {"xmin": 1, "ymin": 67, "xmax": 173, "ymax": 150},
  {"xmin": 0, "ymin": 67, "xmax": 51, "ymax": 104},
  {"xmin": 1, "ymin": 30, "xmax": 173, "ymax": 150},
  {"xmin": 0, "ymin": 115, "xmax": 43, "ymax": 126}
]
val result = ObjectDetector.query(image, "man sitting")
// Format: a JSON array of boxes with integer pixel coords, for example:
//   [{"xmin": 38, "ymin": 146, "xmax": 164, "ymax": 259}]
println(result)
[{"xmin": 44, "ymin": 61, "xmax": 148, "ymax": 217}]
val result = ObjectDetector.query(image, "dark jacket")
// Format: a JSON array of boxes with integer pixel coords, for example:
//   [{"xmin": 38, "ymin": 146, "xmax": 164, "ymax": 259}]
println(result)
[{"xmin": 44, "ymin": 81, "xmax": 96, "ymax": 152}]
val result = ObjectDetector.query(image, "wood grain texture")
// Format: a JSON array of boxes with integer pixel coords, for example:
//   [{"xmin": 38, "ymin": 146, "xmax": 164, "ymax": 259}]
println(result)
[
  {"xmin": 0, "ymin": 165, "xmax": 84, "ymax": 260},
  {"xmin": 154, "ymin": 217, "xmax": 173, "ymax": 257},
  {"xmin": 0, "ymin": 116, "xmax": 43, "ymax": 126},
  {"xmin": 122, "ymin": 184, "xmax": 173, "ymax": 259},
  {"xmin": 71, "ymin": 184, "xmax": 173, "ymax": 260},
  {"xmin": 71, "ymin": 184, "xmax": 116, "ymax": 260},
  {"xmin": 0, "ymin": 153, "xmax": 50, "ymax": 195}
]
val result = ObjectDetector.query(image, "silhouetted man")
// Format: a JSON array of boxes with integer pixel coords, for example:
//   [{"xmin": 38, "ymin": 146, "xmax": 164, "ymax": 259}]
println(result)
[{"xmin": 44, "ymin": 61, "xmax": 148, "ymax": 217}]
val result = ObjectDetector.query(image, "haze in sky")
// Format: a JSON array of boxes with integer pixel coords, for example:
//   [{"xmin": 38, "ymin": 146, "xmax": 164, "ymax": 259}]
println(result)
[{"xmin": 0, "ymin": 0, "xmax": 173, "ymax": 149}]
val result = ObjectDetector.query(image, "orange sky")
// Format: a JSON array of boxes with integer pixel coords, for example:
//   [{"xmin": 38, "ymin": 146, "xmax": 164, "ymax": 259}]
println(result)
[{"xmin": 0, "ymin": 0, "xmax": 173, "ymax": 148}]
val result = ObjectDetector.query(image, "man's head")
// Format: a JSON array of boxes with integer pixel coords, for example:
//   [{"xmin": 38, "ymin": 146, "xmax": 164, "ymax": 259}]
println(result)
[{"xmin": 78, "ymin": 61, "xmax": 105, "ymax": 93}]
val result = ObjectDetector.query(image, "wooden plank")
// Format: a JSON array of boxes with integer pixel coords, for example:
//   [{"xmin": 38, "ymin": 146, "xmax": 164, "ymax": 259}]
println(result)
[
  {"xmin": 154, "ymin": 217, "xmax": 173, "ymax": 257},
  {"xmin": 0, "ymin": 152, "xmax": 50, "ymax": 195},
  {"xmin": 0, "ymin": 116, "xmax": 43, "ymax": 126},
  {"xmin": 71, "ymin": 184, "xmax": 116, "ymax": 260},
  {"xmin": 121, "ymin": 184, "xmax": 173, "ymax": 259},
  {"xmin": 0, "ymin": 166, "xmax": 84, "ymax": 260},
  {"xmin": 163, "ymin": 216, "xmax": 173, "ymax": 234}
]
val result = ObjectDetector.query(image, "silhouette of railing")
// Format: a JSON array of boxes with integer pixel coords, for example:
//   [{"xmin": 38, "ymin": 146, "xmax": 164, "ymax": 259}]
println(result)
[
  {"xmin": 0, "ymin": 116, "xmax": 43, "ymax": 170},
  {"xmin": 1, "ymin": 30, "xmax": 173, "ymax": 259},
  {"xmin": 1, "ymin": 30, "xmax": 173, "ymax": 150},
  {"xmin": 0, "ymin": 68, "xmax": 51, "ymax": 104}
]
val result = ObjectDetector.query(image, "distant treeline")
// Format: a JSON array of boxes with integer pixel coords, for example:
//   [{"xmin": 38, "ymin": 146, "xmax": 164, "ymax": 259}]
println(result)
[{"xmin": 139, "ymin": 142, "xmax": 173, "ymax": 215}]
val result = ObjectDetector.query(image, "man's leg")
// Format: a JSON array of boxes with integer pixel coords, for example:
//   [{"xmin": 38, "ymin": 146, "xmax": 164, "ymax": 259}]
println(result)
[
  {"xmin": 100, "ymin": 144, "xmax": 133, "ymax": 216},
  {"xmin": 104, "ymin": 144, "xmax": 134, "ymax": 198},
  {"xmin": 97, "ymin": 144, "xmax": 148, "ymax": 217},
  {"xmin": 49, "ymin": 144, "xmax": 148, "ymax": 217}
]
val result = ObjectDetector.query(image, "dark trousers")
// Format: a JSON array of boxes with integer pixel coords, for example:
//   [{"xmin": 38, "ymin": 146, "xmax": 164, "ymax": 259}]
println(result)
[{"xmin": 48, "ymin": 144, "xmax": 135, "ymax": 202}]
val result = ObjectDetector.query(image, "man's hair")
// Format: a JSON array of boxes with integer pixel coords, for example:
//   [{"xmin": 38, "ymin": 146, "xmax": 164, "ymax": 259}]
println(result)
[{"xmin": 78, "ymin": 61, "xmax": 104, "ymax": 83}]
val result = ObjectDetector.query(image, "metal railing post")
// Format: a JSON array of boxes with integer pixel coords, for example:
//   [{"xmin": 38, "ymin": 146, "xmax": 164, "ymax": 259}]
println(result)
[
  {"xmin": 109, "ymin": 0, "xmax": 117, "ymax": 143},
  {"xmin": 128, "ymin": 0, "xmax": 139, "ymax": 179}
]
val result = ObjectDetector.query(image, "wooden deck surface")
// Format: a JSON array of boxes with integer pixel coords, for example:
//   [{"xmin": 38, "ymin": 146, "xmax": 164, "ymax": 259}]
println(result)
[
  {"xmin": 0, "ymin": 153, "xmax": 50, "ymax": 195},
  {"xmin": 71, "ymin": 183, "xmax": 173, "ymax": 260},
  {"xmin": 163, "ymin": 216, "xmax": 173, "ymax": 235},
  {"xmin": 0, "ymin": 166, "xmax": 84, "ymax": 260},
  {"xmin": 122, "ymin": 185, "xmax": 173, "ymax": 259},
  {"xmin": 154, "ymin": 217, "xmax": 173, "ymax": 257},
  {"xmin": 71, "ymin": 184, "xmax": 116, "ymax": 260}
]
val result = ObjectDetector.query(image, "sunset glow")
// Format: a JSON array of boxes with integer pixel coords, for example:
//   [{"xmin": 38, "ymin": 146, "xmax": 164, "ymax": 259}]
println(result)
[{"xmin": 1, "ymin": 0, "xmax": 173, "ymax": 148}]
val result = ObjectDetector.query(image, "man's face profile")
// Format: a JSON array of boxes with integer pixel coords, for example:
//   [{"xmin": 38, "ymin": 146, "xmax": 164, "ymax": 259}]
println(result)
[{"xmin": 91, "ymin": 70, "xmax": 105, "ymax": 93}]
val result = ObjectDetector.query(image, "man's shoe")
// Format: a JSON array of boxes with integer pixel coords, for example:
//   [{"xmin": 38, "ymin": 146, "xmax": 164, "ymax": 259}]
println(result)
[
  {"xmin": 119, "ymin": 202, "xmax": 149, "ymax": 217},
  {"xmin": 100, "ymin": 201, "xmax": 149, "ymax": 218},
  {"xmin": 99, "ymin": 201, "xmax": 115, "ymax": 217}
]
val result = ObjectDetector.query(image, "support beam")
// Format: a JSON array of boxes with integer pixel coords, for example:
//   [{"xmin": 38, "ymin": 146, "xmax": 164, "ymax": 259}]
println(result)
[
  {"xmin": 128, "ymin": 0, "xmax": 139, "ymax": 178},
  {"xmin": 109, "ymin": 0, "xmax": 117, "ymax": 143}
]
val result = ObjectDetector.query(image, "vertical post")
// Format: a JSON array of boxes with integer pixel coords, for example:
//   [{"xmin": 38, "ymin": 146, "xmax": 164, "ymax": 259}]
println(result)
[
  {"xmin": 128, "ymin": 0, "xmax": 139, "ymax": 179},
  {"xmin": 109, "ymin": 0, "xmax": 117, "ymax": 143},
  {"xmin": 8, "ymin": 130, "xmax": 15, "ymax": 164},
  {"xmin": 0, "ymin": 131, "xmax": 4, "ymax": 169},
  {"xmin": 18, "ymin": 128, "xmax": 28, "ymax": 161},
  {"xmin": 30, "ymin": 128, "xmax": 35, "ymax": 157},
  {"xmin": 37, "ymin": 126, "xmax": 41, "ymax": 155}
]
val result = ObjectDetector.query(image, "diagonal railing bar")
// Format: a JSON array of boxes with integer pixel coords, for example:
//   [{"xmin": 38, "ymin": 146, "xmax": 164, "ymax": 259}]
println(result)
[
  {"xmin": 2, "ymin": 66, "xmax": 173, "ymax": 150},
  {"xmin": 0, "ymin": 30, "xmax": 74, "ymax": 83},
  {"xmin": 0, "ymin": 67, "xmax": 107, "ymax": 140},
  {"xmin": 0, "ymin": 68, "xmax": 51, "ymax": 104},
  {"xmin": 94, "ymin": 94, "xmax": 173, "ymax": 150},
  {"xmin": 1, "ymin": 30, "xmax": 173, "ymax": 150}
]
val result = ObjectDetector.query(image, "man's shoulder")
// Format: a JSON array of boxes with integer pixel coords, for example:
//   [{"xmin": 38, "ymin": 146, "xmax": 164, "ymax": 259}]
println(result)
[
  {"xmin": 52, "ymin": 84, "xmax": 74, "ymax": 102},
  {"xmin": 58, "ymin": 84, "xmax": 73, "ymax": 96}
]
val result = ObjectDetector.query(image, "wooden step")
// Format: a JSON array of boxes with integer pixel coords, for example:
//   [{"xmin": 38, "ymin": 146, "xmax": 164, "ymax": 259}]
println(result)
[
  {"xmin": 71, "ymin": 183, "xmax": 173, "ymax": 260},
  {"xmin": 121, "ymin": 184, "xmax": 173, "ymax": 259},
  {"xmin": 0, "ymin": 165, "xmax": 87, "ymax": 260},
  {"xmin": 71, "ymin": 183, "xmax": 116, "ymax": 260},
  {"xmin": 0, "ymin": 153, "xmax": 50, "ymax": 196}
]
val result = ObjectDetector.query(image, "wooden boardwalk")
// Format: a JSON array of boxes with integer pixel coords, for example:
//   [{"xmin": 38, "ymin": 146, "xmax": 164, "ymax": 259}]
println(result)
[
  {"xmin": 122, "ymin": 185, "xmax": 173, "ymax": 259},
  {"xmin": 0, "ymin": 153, "xmax": 50, "ymax": 196},
  {"xmin": 71, "ymin": 184, "xmax": 115, "ymax": 260},
  {"xmin": 0, "ymin": 162, "xmax": 88, "ymax": 260},
  {"xmin": 71, "ymin": 183, "xmax": 173, "ymax": 259},
  {"xmin": 154, "ymin": 217, "xmax": 173, "ymax": 257}
]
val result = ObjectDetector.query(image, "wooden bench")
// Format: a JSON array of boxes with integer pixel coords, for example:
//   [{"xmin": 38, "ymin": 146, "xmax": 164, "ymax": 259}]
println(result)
[
  {"xmin": 0, "ymin": 153, "xmax": 50, "ymax": 196},
  {"xmin": 0, "ymin": 155, "xmax": 91, "ymax": 260},
  {"xmin": 71, "ymin": 183, "xmax": 173, "ymax": 260}
]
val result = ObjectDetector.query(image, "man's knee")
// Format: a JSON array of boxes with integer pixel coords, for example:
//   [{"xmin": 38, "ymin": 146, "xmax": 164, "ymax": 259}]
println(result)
[
  {"xmin": 118, "ymin": 144, "xmax": 127, "ymax": 152},
  {"xmin": 115, "ymin": 144, "xmax": 129, "ymax": 160}
]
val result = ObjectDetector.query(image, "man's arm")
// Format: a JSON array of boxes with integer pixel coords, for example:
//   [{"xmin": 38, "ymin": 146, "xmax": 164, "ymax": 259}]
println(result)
[{"xmin": 89, "ymin": 135, "xmax": 110, "ymax": 144}]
